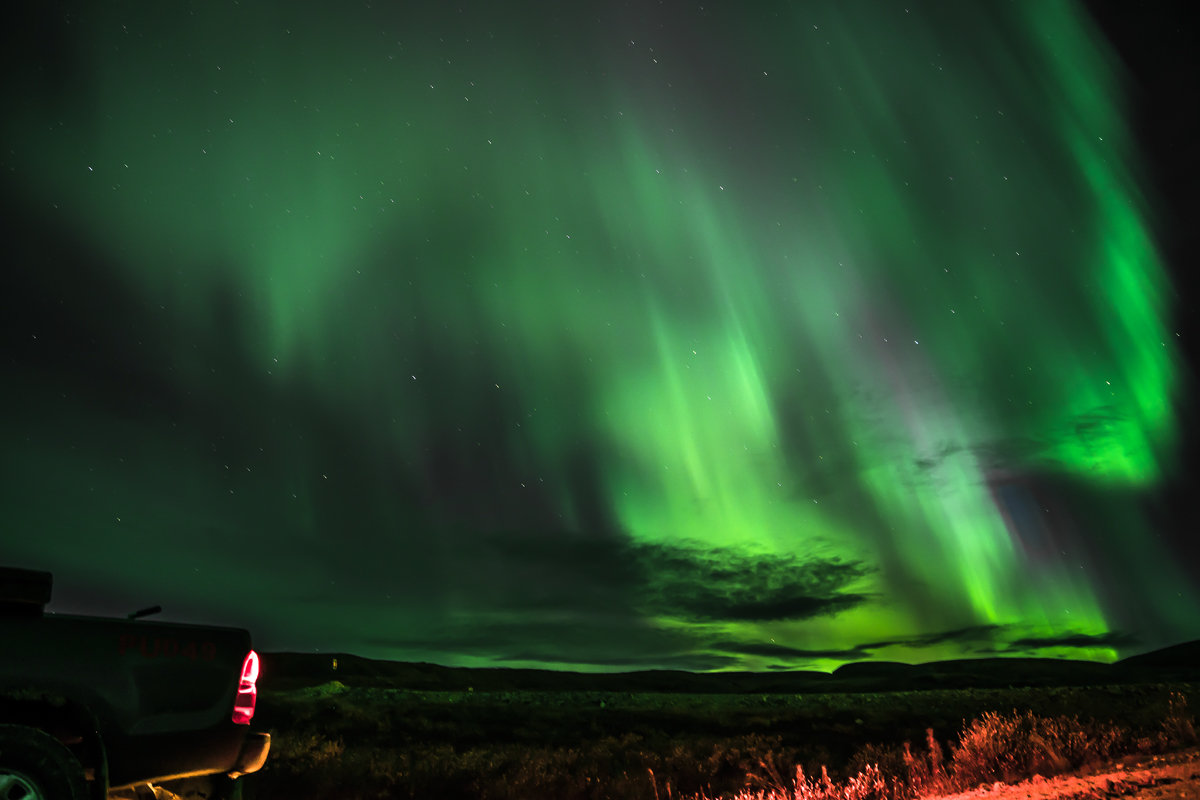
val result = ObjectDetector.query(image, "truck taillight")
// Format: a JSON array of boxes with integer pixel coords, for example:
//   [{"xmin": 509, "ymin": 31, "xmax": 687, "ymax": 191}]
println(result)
[{"xmin": 232, "ymin": 650, "xmax": 259, "ymax": 725}]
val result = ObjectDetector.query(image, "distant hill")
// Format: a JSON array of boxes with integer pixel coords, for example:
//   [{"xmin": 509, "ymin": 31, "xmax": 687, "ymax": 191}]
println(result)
[
  {"xmin": 259, "ymin": 639, "xmax": 1199, "ymax": 694},
  {"xmin": 1116, "ymin": 639, "xmax": 1200, "ymax": 671}
]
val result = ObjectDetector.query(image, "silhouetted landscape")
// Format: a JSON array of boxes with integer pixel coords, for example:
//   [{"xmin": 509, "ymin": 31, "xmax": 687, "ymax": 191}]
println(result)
[{"xmin": 260, "ymin": 640, "xmax": 1200, "ymax": 694}]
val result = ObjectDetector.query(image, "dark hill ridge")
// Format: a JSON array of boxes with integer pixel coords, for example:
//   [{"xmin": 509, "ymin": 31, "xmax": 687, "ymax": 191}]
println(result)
[
  {"xmin": 1117, "ymin": 639, "xmax": 1200, "ymax": 670},
  {"xmin": 260, "ymin": 639, "xmax": 1200, "ymax": 694}
]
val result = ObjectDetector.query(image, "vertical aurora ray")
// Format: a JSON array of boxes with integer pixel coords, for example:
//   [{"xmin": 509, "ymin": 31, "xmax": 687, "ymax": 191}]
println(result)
[
  {"xmin": 1, "ymin": 0, "xmax": 1193, "ymax": 669},
  {"xmin": 564, "ymin": 1, "xmax": 1183, "ymax": 662}
]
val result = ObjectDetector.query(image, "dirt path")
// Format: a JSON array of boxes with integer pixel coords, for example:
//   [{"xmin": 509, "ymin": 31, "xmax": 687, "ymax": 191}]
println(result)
[{"xmin": 937, "ymin": 747, "xmax": 1200, "ymax": 800}]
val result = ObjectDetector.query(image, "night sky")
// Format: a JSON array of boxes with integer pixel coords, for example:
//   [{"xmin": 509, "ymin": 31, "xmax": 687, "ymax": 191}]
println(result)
[{"xmin": 2, "ymin": 1, "xmax": 1197, "ymax": 673}]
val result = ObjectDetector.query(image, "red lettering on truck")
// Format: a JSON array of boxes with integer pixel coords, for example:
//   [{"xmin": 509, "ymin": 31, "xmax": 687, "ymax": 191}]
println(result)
[{"xmin": 118, "ymin": 634, "xmax": 217, "ymax": 660}]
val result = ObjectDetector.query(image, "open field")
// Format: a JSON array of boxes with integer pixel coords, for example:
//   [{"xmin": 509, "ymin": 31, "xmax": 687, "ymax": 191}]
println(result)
[{"xmin": 241, "ymin": 675, "xmax": 1199, "ymax": 799}]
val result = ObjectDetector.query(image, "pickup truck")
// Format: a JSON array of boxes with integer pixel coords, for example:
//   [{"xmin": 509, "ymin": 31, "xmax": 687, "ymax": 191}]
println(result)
[{"xmin": 0, "ymin": 566, "xmax": 270, "ymax": 799}]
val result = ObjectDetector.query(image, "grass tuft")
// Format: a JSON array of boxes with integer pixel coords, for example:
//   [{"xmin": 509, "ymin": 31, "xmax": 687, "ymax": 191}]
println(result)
[{"xmin": 1162, "ymin": 690, "xmax": 1197, "ymax": 748}]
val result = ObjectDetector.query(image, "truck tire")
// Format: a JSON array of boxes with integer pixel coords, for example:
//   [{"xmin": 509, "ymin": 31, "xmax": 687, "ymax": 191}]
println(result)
[{"xmin": 0, "ymin": 724, "xmax": 90, "ymax": 800}]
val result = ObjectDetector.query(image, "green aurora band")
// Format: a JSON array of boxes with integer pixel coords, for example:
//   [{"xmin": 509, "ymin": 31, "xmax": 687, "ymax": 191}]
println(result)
[{"xmin": 2, "ymin": 1, "xmax": 1194, "ymax": 670}]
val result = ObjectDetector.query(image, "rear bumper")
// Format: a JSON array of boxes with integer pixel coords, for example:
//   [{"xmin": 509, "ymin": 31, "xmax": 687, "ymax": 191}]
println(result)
[
  {"xmin": 108, "ymin": 726, "xmax": 269, "ymax": 789},
  {"xmin": 231, "ymin": 731, "xmax": 270, "ymax": 777}
]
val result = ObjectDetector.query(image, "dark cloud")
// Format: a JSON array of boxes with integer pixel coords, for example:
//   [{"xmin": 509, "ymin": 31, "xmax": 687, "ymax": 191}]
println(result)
[
  {"xmin": 709, "ymin": 640, "xmax": 873, "ymax": 662},
  {"xmin": 500, "ymin": 650, "xmax": 742, "ymax": 672},
  {"xmin": 860, "ymin": 624, "xmax": 1006, "ymax": 650},
  {"xmin": 459, "ymin": 534, "xmax": 874, "ymax": 625},
  {"xmin": 662, "ymin": 589, "xmax": 867, "ymax": 623},
  {"xmin": 910, "ymin": 442, "xmax": 966, "ymax": 476},
  {"xmin": 854, "ymin": 626, "xmax": 1138, "ymax": 660},
  {"xmin": 635, "ymin": 543, "xmax": 873, "ymax": 622},
  {"xmin": 1067, "ymin": 405, "xmax": 1126, "ymax": 438},
  {"xmin": 350, "ymin": 538, "xmax": 874, "ymax": 667},
  {"xmin": 1006, "ymin": 630, "xmax": 1138, "ymax": 653}
]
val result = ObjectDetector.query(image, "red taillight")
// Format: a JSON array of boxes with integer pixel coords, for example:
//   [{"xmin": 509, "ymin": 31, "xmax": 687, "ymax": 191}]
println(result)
[{"xmin": 232, "ymin": 649, "xmax": 259, "ymax": 725}]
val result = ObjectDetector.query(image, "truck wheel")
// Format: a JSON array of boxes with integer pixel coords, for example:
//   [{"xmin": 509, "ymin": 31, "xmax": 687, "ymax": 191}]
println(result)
[{"xmin": 0, "ymin": 724, "xmax": 89, "ymax": 800}]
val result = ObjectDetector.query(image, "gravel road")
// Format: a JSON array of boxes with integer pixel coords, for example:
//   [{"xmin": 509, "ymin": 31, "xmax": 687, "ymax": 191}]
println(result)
[{"xmin": 937, "ymin": 747, "xmax": 1200, "ymax": 800}]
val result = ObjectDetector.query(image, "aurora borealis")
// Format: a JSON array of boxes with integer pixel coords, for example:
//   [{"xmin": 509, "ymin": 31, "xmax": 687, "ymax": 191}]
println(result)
[{"xmin": 1, "ymin": 1, "xmax": 1196, "ymax": 672}]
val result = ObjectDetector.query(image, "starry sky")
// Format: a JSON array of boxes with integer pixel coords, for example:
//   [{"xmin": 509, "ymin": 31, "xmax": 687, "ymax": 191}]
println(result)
[{"xmin": 2, "ymin": 1, "xmax": 1197, "ymax": 673}]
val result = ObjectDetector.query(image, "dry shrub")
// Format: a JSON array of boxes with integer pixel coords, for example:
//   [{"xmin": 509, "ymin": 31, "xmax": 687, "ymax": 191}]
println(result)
[
  {"xmin": 949, "ymin": 709, "xmax": 1122, "ymax": 790},
  {"xmin": 846, "ymin": 742, "xmax": 908, "ymax": 792},
  {"xmin": 742, "ymin": 751, "xmax": 891, "ymax": 800},
  {"xmin": 1161, "ymin": 691, "xmax": 1197, "ymax": 747},
  {"xmin": 899, "ymin": 729, "xmax": 954, "ymax": 798},
  {"xmin": 839, "ymin": 764, "xmax": 890, "ymax": 800},
  {"xmin": 724, "ymin": 707, "xmax": 1148, "ymax": 800}
]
